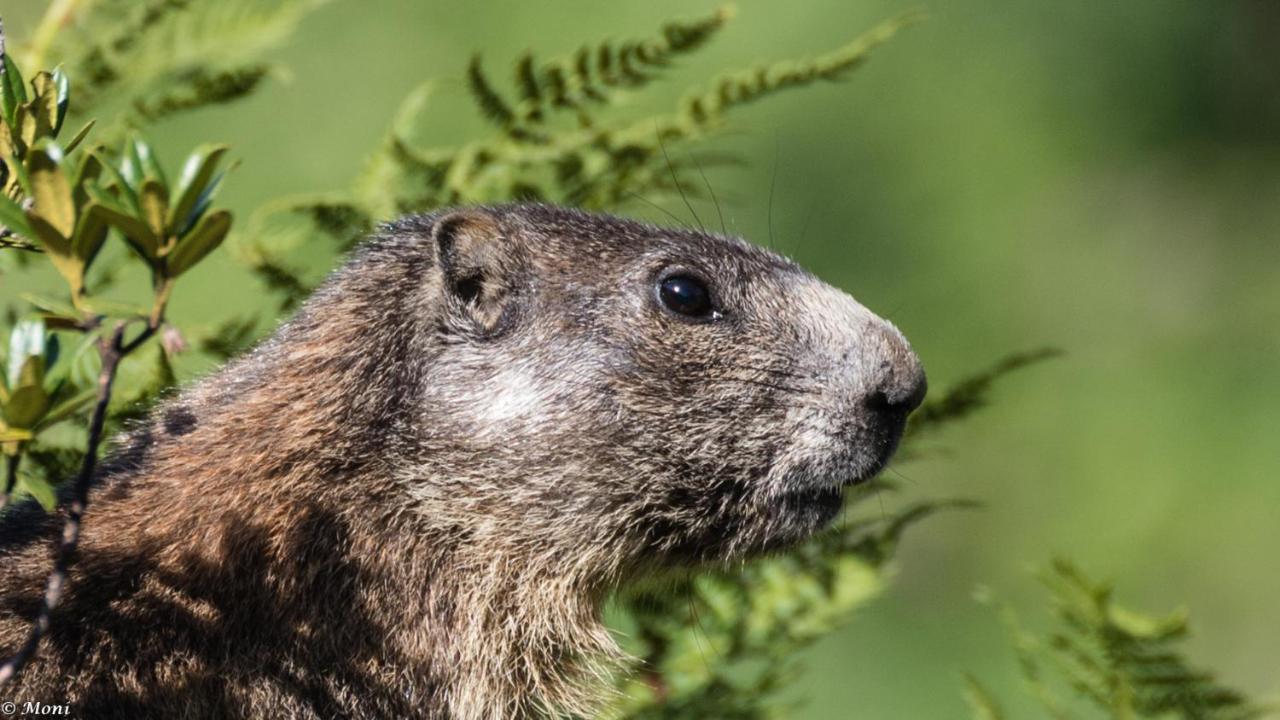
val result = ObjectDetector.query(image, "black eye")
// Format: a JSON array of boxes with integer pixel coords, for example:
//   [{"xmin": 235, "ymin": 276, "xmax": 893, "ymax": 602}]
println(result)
[{"xmin": 658, "ymin": 274, "xmax": 713, "ymax": 318}]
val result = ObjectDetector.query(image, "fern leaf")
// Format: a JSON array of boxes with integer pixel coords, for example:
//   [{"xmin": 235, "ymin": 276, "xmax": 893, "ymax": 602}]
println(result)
[
  {"xmin": 50, "ymin": 0, "xmax": 329, "ymax": 128},
  {"xmin": 467, "ymin": 54, "xmax": 517, "ymax": 129},
  {"xmin": 906, "ymin": 347, "xmax": 1061, "ymax": 440},
  {"xmin": 676, "ymin": 9, "xmax": 925, "ymax": 130}
]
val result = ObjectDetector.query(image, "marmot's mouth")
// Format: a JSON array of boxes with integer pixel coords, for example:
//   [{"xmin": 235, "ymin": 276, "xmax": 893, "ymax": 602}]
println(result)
[{"xmin": 778, "ymin": 484, "xmax": 845, "ymax": 525}]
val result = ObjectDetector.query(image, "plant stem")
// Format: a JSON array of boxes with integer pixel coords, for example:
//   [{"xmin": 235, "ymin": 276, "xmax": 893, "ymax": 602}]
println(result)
[
  {"xmin": 148, "ymin": 278, "xmax": 174, "ymax": 330},
  {"xmin": 21, "ymin": 0, "xmax": 92, "ymax": 72},
  {"xmin": 0, "ymin": 453, "xmax": 17, "ymax": 512},
  {"xmin": 0, "ymin": 321, "xmax": 127, "ymax": 687}
]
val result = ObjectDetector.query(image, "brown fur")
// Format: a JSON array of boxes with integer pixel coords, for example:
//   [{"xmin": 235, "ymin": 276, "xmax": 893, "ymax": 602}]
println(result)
[{"xmin": 0, "ymin": 204, "xmax": 924, "ymax": 718}]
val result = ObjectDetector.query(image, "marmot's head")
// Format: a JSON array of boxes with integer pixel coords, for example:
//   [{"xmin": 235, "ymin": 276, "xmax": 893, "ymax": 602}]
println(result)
[{"xmin": 376, "ymin": 204, "xmax": 923, "ymax": 571}]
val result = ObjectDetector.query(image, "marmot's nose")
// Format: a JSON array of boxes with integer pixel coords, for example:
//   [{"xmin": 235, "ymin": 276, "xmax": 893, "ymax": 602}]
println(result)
[
  {"xmin": 862, "ymin": 324, "xmax": 927, "ymax": 417},
  {"xmin": 865, "ymin": 370, "xmax": 927, "ymax": 417}
]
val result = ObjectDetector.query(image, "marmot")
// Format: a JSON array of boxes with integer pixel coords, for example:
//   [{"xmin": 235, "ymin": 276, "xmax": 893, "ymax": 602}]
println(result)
[{"xmin": 0, "ymin": 204, "xmax": 924, "ymax": 719}]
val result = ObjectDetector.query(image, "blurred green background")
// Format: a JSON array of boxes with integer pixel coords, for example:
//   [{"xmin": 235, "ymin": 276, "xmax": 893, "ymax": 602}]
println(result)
[{"xmin": 4, "ymin": 1, "xmax": 1278, "ymax": 717}]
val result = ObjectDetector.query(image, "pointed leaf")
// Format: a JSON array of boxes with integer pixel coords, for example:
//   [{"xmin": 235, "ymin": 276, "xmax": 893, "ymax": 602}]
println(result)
[
  {"xmin": 63, "ymin": 120, "xmax": 95, "ymax": 154},
  {"xmin": 3, "ymin": 384, "xmax": 50, "ymax": 429},
  {"xmin": 121, "ymin": 138, "xmax": 143, "ymax": 186},
  {"xmin": 1, "ymin": 54, "xmax": 27, "ymax": 125},
  {"xmin": 17, "ymin": 294, "xmax": 77, "ymax": 319},
  {"xmin": 16, "ymin": 474, "xmax": 57, "ymax": 511},
  {"xmin": 6, "ymin": 150, "xmax": 31, "ymax": 196},
  {"xmin": 166, "ymin": 209, "xmax": 230, "ymax": 277},
  {"xmin": 7, "ymin": 320, "xmax": 46, "ymax": 389},
  {"xmin": 51, "ymin": 68, "xmax": 70, "ymax": 134},
  {"xmin": 25, "ymin": 213, "xmax": 74, "ymax": 259},
  {"xmin": 16, "ymin": 104, "xmax": 37, "ymax": 148},
  {"xmin": 92, "ymin": 150, "xmax": 140, "ymax": 213},
  {"xmin": 0, "ymin": 193, "xmax": 35, "ymax": 239},
  {"xmin": 84, "ymin": 185, "xmax": 158, "ymax": 259},
  {"xmin": 16, "ymin": 356, "xmax": 45, "ymax": 392},
  {"xmin": 168, "ymin": 144, "xmax": 228, "ymax": 235},
  {"xmin": 71, "ymin": 151, "xmax": 104, "ymax": 208},
  {"xmin": 179, "ymin": 169, "xmax": 227, "ymax": 236},
  {"xmin": 72, "ymin": 202, "xmax": 109, "ymax": 268},
  {"xmin": 27, "ymin": 142, "xmax": 75, "ymax": 236},
  {"xmin": 28, "ymin": 73, "xmax": 58, "ymax": 139},
  {"xmin": 36, "ymin": 387, "xmax": 96, "ymax": 429},
  {"xmin": 139, "ymin": 178, "xmax": 169, "ymax": 239},
  {"xmin": 125, "ymin": 136, "xmax": 167, "ymax": 188},
  {"xmin": 43, "ymin": 334, "xmax": 59, "ymax": 374}
]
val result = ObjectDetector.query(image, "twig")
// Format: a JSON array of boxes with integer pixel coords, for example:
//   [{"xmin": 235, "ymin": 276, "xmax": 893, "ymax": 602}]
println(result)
[
  {"xmin": 0, "ymin": 321, "xmax": 133, "ymax": 686},
  {"xmin": 0, "ymin": 235, "xmax": 44, "ymax": 253},
  {"xmin": 20, "ymin": 0, "xmax": 90, "ymax": 72}
]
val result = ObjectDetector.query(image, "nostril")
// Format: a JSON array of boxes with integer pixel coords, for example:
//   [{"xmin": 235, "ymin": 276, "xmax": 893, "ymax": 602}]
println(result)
[
  {"xmin": 865, "ymin": 389, "xmax": 893, "ymax": 414},
  {"xmin": 901, "ymin": 373, "xmax": 928, "ymax": 413},
  {"xmin": 866, "ymin": 373, "xmax": 928, "ymax": 417}
]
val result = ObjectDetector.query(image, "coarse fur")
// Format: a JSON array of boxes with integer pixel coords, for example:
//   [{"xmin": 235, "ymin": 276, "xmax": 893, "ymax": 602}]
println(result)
[{"xmin": 0, "ymin": 204, "xmax": 924, "ymax": 718}]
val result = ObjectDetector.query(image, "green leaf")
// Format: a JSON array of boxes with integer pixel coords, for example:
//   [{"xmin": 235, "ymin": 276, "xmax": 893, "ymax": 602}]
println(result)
[
  {"xmin": 7, "ymin": 320, "xmax": 46, "ymax": 389},
  {"xmin": 70, "ymin": 151, "xmax": 104, "ymax": 208},
  {"xmin": 28, "ymin": 72, "xmax": 59, "ymax": 139},
  {"xmin": 17, "ymin": 293, "xmax": 78, "ymax": 319},
  {"xmin": 26, "ymin": 213, "xmax": 75, "ymax": 262},
  {"xmin": 2, "ymin": 384, "xmax": 50, "ymax": 429},
  {"xmin": 36, "ymin": 387, "xmax": 96, "ymax": 430},
  {"xmin": 16, "ymin": 474, "xmax": 57, "ymax": 511},
  {"xmin": 139, "ymin": 178, "xmax": 170, "ymax": 239},
  {"xmin": 51, "ymin": 68, "xmax": 71, "ymax": 134},
  {"xmin": 5, "ymin": 149, "xmax": 32, "ymax": 196},
  {"xmin": 15, "ymin": 104, "xmax": 37, "ymax": 148},
  {"xmin": 85, "ymin": 185, "xmax": 159, "ymax": 259},
  {"xmin": 1, "ymin": 54, "xmax": 27, "ymax": 126},
  {"xmin": 0, "ymin": 428, "xmax": 34, "ymax": 442},
  {"xmin": 91, "ymin": 150, "xmax": 141, "ymax": 213},
  {"xmin": 166, "ymin": 209, "xmax": 230, "ymax": 277},
  {"xmin": 168, "ymin": 144, "xmax": 228, "ymax": 235},
  {"xmin": 127, "ymin": 136, "xmax": 167, "ymax": 188},
  {"xmin": 71, "ymin": 202, "xmax": 109, "ymax": 269},
  {"xmin": 27, "ymin": 141, "xmax": 75, "ymax": 237},
  {"xmin": 15, "ymin": 356, "xmax": 45, "ymax": 393},
  {"xmin": 0, "ymin": 193, "xmax": 35, "ymax": 239},
  {"xmin": 963, "ymin": 674, "xmax": 1004, "ymax": 720},
  {"xmin": 179, "ymin": 169, "xmax": 228, "ymax": 236},
  {"xmin": 62, "ymin": 119, "xmax": 94, "ymax": 154}
]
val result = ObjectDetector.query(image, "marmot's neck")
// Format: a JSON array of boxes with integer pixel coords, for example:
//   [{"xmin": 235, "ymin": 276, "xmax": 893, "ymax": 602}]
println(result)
[{"xmin": 61, "ymin": 343, "xmax": 623, "ymax": 718}]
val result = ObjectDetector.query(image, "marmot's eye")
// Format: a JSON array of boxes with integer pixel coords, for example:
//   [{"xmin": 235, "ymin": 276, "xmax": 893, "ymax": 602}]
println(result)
[{"xmin": 658, "ymin": 274, "xmax": 713, "ymax": 318}]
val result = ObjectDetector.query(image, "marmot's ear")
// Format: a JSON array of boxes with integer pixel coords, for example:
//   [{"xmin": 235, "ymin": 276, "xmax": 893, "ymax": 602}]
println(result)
[{"xmin": 431, "ymin": 209, "xmax": 518, "ymax": 333}]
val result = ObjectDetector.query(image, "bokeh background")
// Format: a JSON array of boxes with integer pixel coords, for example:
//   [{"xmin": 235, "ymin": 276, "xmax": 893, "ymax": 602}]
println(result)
[{"xmin": 4, "ymin": 1, "xmax": 1278, "ymax": 717}]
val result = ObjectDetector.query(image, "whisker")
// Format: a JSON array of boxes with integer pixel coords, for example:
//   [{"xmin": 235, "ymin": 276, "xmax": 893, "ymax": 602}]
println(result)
[
  {"xmin": 656, "ymin": 122, "xmax": 704, "ymax": 233},
  {"xmin": 691, "ymin": 152, "xmax": 727, "ymax": 237},
  {"xmin": 887, "ymin": 465, "xmax": 918, "ymax": 487},
  {"xmin": 767, "ymin": 134, "xmax": 779, "ymax": 249},
  {"xmin": 626, "ymin": 191, "xmax": 689, "ymax": 230}
]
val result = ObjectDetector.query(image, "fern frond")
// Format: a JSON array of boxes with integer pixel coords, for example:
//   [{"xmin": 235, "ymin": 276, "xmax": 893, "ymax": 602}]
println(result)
[
  {"xmin": 50, "ymin": 0, "xmax": 329, "ymax": 129},
  {"xmin": 975, "ymin": 559, "xmax": 1273, "ymax": 720},
  {"xmin": 468, "ymin": 6, "xmax": 734, "ymax": 137},
  {"xmin": 963, "ymin": 674, "xmax": 1006, "ymax": 720},
  {"xmin": 906, "ymin": 347, "xmax": 1061, "ymax": 440},
  {"xmin": 677, "ymin": 9, "xmax": 925, "ymax": 129},
  {"xmin": 467, "ymin": 54, "xmax": 517, "ymax": 130},
  {"xmin": 610, "ymin": 491, "xmax": 976, "ymax": 717}
]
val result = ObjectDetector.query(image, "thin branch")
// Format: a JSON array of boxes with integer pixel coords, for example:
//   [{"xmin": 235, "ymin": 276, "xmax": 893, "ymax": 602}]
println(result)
[
  {"xmin": 0, "ymin": 322, "xmax": 127, "ymax": 686},
  {"xmin": 0, "ymin": 234, "xmax": 44, "ymax": 253}
]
